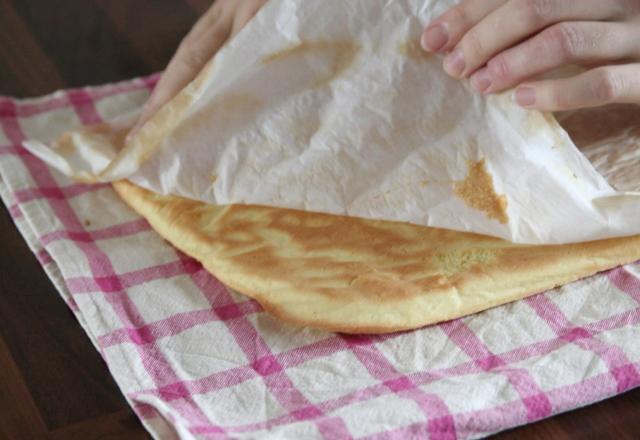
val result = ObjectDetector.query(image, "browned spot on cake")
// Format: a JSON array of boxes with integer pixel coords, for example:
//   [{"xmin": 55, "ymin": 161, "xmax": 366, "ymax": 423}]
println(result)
[
  {"xmin": 347, "ymin": 272, "xmax": 423, "ymax": 300},
  {"xmin": 455, "ymin": 160, "xmax": 508, "ymax": 224},
  {"xmin": 397, "ymin": 40, "xmax": 432, "ymax": 62},
  {"xmin": 84, "ymin": 219, "xmax": 92, "ymax": 227},
  {"xmin": 434, "ymin": 248, "xmax": 495, "ymax": 276},
  {"xmin": 262, "ymin": 40, "xmax": 360, "ymax": 87},
  {"xmin": 413, "ymin": 275, "xmax": 452, "ymax": 291}
]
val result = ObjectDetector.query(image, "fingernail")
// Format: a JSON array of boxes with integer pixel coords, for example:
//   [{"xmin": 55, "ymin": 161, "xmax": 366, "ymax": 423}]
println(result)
[
  {"xmin": 471, "ymin": 69, "xmax": 492, "ymax": 93},
  {"xmin": 421, "ymin": 24, "xmax": 449, "ymax": 52},
  {"xmin": 444, "ymin": 49, "xmax": 465, "ymax": 77},
  {"xmin": 514, "ymin": 86, "xmax": 536, "ymax": 107}
]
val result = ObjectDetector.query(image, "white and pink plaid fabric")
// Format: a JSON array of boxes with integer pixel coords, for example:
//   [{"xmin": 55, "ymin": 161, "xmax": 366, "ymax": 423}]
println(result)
[{"xmin": 1, "ymin": 76, "xmax": 639, "ymax": 440}]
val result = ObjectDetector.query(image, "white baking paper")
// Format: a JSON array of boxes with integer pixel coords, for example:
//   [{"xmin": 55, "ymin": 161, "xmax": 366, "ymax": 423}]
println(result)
[{"xmin": 23, "ymin": 0, "xmax": 640, "ymax": 244}]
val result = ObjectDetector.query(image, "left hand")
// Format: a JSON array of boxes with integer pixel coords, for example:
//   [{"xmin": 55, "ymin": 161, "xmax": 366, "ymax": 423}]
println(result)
[
  {"xmin": 421, "ymin": 0, "xmax": 640, "ymax": 111},
  {"xmin": 128, "ymin": 0, "xmax": 268, "ymax": 139}
]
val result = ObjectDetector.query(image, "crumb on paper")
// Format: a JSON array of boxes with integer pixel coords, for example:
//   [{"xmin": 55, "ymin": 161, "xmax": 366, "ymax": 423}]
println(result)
[{"xmin": 455, "ymin": 160, "xmax": 509, "ymax": 224}]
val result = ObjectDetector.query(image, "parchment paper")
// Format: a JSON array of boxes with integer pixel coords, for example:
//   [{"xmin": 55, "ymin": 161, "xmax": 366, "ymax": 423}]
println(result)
[{"xmin": 23, "ymin": 0, "xmax": 640, "ymax": 244}]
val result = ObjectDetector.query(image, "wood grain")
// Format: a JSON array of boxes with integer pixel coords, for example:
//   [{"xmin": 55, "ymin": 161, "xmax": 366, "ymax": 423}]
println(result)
[
  {"xmin": 0, "ymin": 0, "xmax": 65, "ymax": 96},
  {"xmin": 0, "ymin": 336, "xmax": 47, "ymax": 439},
  {"xmin": 48, "ymin": 410, "xmax": 148, "ymax": 440},
  {"xmin": 0, "ymin": 0, "xmax": 638, "ymax": 438},
  {"xmin": 0, "ymin": 202, "xmax": 132, "ymax": 430}
]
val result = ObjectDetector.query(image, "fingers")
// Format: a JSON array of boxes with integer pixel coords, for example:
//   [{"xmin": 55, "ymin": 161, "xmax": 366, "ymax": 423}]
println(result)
[
  {"xmin": 421, "ymin": 0, "xmax": 506, "ymax": 53},
  {"xmin": 231, "ymin": 0, "xmax": 267, "ymax": 36},
  {"xmin": 514, "ymin": 64, "xmax": 640, "ymax": 111},
  {"xmin": 431, "ymin": 0, "xmax": 623, "ymax": 78},
  {"xmin": 128, "ymin": 5, "xmax": 231, "ymax": 139},
  {"xmin": 186, "ymin": 2, "xmax": 224, "ymax": 44},
  {"xmin": 128, "ymin": 0, "xmax": 269, "ymax": 141},
  {"xmin": 470, "ymin": 22, "xmax": 640, "ymax": 94}
]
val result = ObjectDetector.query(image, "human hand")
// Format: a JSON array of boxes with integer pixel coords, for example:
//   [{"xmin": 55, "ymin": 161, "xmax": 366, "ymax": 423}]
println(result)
[
  {"xmin": 421, "ymin": 0, "xmax": 640, "ymax": 111},
  {"xmin": 129, "ymin": 0, "xmax": 268, "ymax": 137}
]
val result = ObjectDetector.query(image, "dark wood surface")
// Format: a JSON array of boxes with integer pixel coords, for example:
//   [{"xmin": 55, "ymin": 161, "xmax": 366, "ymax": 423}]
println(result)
[{"xmin": 0, "ymin": 1, "xmax": 638, "ymax": 438}]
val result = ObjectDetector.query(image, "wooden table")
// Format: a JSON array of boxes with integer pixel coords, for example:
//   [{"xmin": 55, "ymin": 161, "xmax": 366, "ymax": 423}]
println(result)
[{"xmin": 0, "ymin": 1, "xmax": 638, "ymax": 438}]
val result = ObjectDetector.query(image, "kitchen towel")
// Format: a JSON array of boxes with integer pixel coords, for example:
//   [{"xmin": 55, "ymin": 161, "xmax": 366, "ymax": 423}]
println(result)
[{"xmin": 1, "ymin": 76, "xmax": 639, "ymax": 439}]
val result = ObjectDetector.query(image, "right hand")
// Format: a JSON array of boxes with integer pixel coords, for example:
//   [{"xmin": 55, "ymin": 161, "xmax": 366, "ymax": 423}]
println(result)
[{"xmin": 421, "ymin": 0, "xmax": 640, "ymax": 111}]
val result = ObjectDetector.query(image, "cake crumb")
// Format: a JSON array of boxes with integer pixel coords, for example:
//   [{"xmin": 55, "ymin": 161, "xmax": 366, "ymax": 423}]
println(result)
[{"xmin": 454, "ymin": 160, "xmax": 508, "ymax": 224}]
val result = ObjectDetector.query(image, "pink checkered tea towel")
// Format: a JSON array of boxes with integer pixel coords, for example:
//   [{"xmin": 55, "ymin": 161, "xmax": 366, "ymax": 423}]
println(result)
[{"xmin": 1, "ymin": 76, "xmax": 639, "ymax": 439}]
